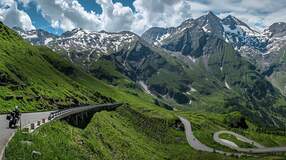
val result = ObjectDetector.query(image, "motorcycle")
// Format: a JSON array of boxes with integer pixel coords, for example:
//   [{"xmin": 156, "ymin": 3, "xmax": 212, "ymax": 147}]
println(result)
[{"xmin": 6, "ymin": 112, "xmax": 20, "ymax": 128}]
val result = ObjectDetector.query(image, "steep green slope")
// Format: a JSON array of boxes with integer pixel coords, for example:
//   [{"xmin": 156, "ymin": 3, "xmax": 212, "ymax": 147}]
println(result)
[
  {"xmin": 89, "ymin": 35, "xmax": 286, "ymax": 127},
  {"xmin": 7, "ymin": 105, "xmax": 260, "ymax": 160},
  {"xmin": 259, "ymin": 49, "xmax": 286, "ymax": 95},
  {"xmin": 189, "ymin": 40, "xmax": 286, "ymax": 127},
  {"xmin": 38, "ymin": 46, "xmax": 174, "ymax": 119},
  {"xmin": 2, "ymin": 21, "xmax": 286, "ymax": 159},
  {"xmin": 0, "ymin": 22, "xmax": 113, "ymax": 113},
  {"xmin": 7, "ymin": 104, "xmax": 286, "ymax": 160},
  {"xmin": 92, "ymin": 39, "xmax": 227, "ymax": 105}
]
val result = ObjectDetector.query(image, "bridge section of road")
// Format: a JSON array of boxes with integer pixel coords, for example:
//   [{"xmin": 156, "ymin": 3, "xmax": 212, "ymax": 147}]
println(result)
[{"xmin": 0, "ymin": 103, "xmax": 121, "ymax": 160}]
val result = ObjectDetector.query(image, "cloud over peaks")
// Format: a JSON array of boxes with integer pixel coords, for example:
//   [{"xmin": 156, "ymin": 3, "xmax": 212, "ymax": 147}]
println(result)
[
  {"xmin": 16, "ymin": 0, "xmax": 193, "ymax": 34},
  {"xmin": 2, "ymin": 0, "xmax": 286, "ymax": 34},
  {"xmin": 0, "ymin": 0, "xmax": 35, "ymax": 30}
]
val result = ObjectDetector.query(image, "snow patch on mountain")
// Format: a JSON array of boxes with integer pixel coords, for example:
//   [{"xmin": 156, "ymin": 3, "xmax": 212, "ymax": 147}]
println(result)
[
  {"xmin": 202, "ymin": 23, "xmax": 211, "ymax": 33},
  {"xmin": 138, "ymin": 81, "xmax": 153, "ymax": 95},
  {"xmin": 225, "ymin": 81, "xmax": 231, "ymax": 89},
  {"xmin": 49, "ymin": 29, "xmax": 137, "ymax": 61},
  {"xmin": 44, "ymin": 38, "xmax": 53, "ymax": 45},
  {"xmin": 142, "ymin": 13, "xmax": 284, "ymax": 58},
  {"xmin": 187, "ymin": 56, "xmax": 197, "ymax": 63}
]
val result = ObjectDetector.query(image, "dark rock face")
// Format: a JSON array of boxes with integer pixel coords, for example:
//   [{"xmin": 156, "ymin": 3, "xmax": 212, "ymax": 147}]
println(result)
[
  {"xmin": 143, "ymin": 12, "xmax": 226, "ymax": 57},
  {"xmin": 224, "ymin": 112, "xmax": 249, "ymax": 129},
  {"xmin": 229, "ymin": 117, "xmax": 248, "ymax": 129},
  {"xmin": 195, "ymin": 11, "xmax": 224, "ymax": 37},
  {"xmin": 173, "ymin": 92, "xmax": 190, "ymax": 104},
  {"xmin": 0, "ymin": 71, "xmax": 18, "ymax": 86},
  {"xmin": 222, "ymin": 15, "xmax": 252, "ymax": 31},
  {"xmin": 141, "ymin": 12, "xmax": 271, "ymax": 54},
  {"xmin": 141, "ymin": 27, "xmax": 176, "ymax": 44},
  {"xmin": 267, "ymin": 22, "xmax": 286, "ymax": 37}
]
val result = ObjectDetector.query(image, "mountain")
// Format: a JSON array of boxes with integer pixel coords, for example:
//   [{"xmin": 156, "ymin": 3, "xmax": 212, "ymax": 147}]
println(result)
[
  {"xmin": 140, "ymin": 13, "xmax": 286, "ymax": 127},
  {"xmin": 3, "ymin": 22, "xmax": 208, "ymax": 160},
  {"xmin": 142, "ymin": 12, "xmax": 268, "ymax": 54},
  {"xmin": 13, "ymin": 27, "xmax": 58, "ymax": 45},
  {"xmin": 221, "ymin": 15, "xmax": 267, "ymax": 52},
  {"xmin": 49, "ymin": 29, "xmax": 138, "ymax": 69},
  {"xmin": 4, "ymin": 12, "xmax": 286, "ymax": 160},
  {"xmin": 142, "ymin": 13, "xmax": 286, "ymax": 94},
  {"xmin": 14, "ymin": 15, "xmax": 286, "ymax": 127},
  {"xmin": 0, "ymin": 22, "xmax": 115, "ymax": 112},
  {"xmin": 266, "ymin": 22, "xmax": 286, "ymax": 38},
  {"xmin": 141, "ymin": 27, "xmax": 176, "ymax": 46}
]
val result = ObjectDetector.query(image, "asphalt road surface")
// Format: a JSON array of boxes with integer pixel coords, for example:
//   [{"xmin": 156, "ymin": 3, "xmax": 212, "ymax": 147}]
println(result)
[
  {"xmin": 0, "ymin": 111, "xmax": 52, "ymax": 160},
  {"xmin": 214, "ymin": 130, "xmax": 286, "ymax": 154},
  {"xmin": 178, "ymin": 116, "xmax": 243, "ymax": 157},
  {"xmin": 0, "ymin": 103, "xmax": 120, "ymax": 160}
]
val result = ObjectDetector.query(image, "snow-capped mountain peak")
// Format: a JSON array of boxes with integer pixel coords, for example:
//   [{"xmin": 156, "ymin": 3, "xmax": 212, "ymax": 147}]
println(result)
[
  {"xmin": 61, "ymin": 28, "xmax": 89, "ymax": 38},
  {"xmin": 141, "ymin": 12, "xmax": 286, "ymax": 56},
  {"xmin": 46, "ymin": 29, "xmax": 138, "ymax": 65},
  {"xmin": 14, "ymin": 12, "xmax": 286, "ymax": 65},
  {"xmin": 222, "ymin": 15, "xmax": 259, "ymax": 36},
  {"xmin": 14, "ymin": 26, "xmax": 139, "ymax": 67},
  {"xmin": 197, "ymin": 11, "xmax": 223, "ymax": 35},
  {"xmin": 13, "ymin": 27, "xmax": 58, "ymax": 45}
]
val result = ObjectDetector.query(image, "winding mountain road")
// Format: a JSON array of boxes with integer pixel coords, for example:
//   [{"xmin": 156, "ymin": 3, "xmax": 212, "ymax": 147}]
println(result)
[
  {"xmin": 214, "ymin": 130, "xmax": 286, "ymax": 154},
  {"xmin": 178, "ymin": 116, "xmax": 243, "ymax": 157},
  {"xmin": 179, "ymin": 116, "xmax": 286, "ymax": 156},
  {"xmin": 0, "ymin": 103, "xmax": 120, "ymax": 160},
  {"xmin": 178, "ymin": 116, "xmax": 213, "ymax": 152}
]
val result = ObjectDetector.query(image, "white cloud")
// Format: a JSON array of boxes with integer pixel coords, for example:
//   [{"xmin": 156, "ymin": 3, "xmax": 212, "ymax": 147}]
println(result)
[
  {"xmin": 187, "ymin": 0, "xmax": 286, "ymax": 31},
  {"xmin": 9, "ymin": 0, "xmax": 286, "ymax": 34},
  {"xmin": 263, "ymin": 9, "xmax": 286, "ymax": 27},
  {"xmin": 132, "ymin": 0, "xmax": 192, "ymax": 34},
  {"xmin": 18, "ymin": 0, "xmax": 31, "ymax": 7},
  {"xmin": 0, "ymin": 0, "xmax": 35, "ymax": 30},
  {"xmin": 95, "ymin": 0, "xmax": 193, "ymax": 34},
  {"xmin": 96, "ymin": 0, "xmax": 134, "ymax": 32},
  {"xmin": 21, "ymin": 0, "xmax": 193, "ymax": 34},
  {"xmin": 33, "ymin": 0, "xmax": 102, "ymax": 32}
]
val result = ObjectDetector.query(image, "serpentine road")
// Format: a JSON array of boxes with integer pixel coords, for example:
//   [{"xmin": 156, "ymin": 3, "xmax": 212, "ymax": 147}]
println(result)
[
  {"xmin": 0, "ymin": 103, "xmax": 120, "ymax": 160},
  {"xmin": 179, "ymin": 116, "xmax": 286, "ymax": 155},
  {"xmin": 214, "ymin": 130, "xmax": 286, "ymax": 154},
  {"xmin": 178, "ymin": 116, "xmax": 243, "ymax": 157}
]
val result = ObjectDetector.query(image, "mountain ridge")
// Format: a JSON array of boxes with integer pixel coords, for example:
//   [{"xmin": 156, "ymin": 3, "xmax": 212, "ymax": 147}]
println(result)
[{"xmin": 9, "ymin": 13, "xmax": 286, "ymax": 127}]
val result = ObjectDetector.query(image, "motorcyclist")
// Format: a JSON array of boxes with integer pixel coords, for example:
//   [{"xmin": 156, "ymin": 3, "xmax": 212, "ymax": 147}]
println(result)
[
  {"xmin": 7, "ymin": 106, "xmax": 21, "ymax": 128},
  {"xmin": 14, "ymin": 106, "xmax": 20, "ymax": 119}
]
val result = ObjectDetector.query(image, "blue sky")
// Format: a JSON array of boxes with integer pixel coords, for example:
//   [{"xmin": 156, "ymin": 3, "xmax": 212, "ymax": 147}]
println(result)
[
  {"xmin": 0, "ymin": 0, "xmax": 286, "ymax": 35},
  {"xmin": 16, "ymin": 0, "xmax": 135, "ymax": 34}
]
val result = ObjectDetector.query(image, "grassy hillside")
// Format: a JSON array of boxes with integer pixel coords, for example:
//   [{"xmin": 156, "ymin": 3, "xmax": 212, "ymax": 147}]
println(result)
[
  {"xmin": 7, "ymin": 104, "xmax": 286, "ymax": 160},
  {"xmin": 0, "ymin": 22, "xmax": 114, "ymax": 113},
  {"xmin": 6, "ymin": 104, "xmax": 258, "ymax": 160},
  {"xmin": 2, "ymin": 22, "xmax": 286, "ymax": 160},
  {"xmin": 88, "ymin": 36, "xmax": 286, "ymax": 127},
  {"xmin": 194, "ymin": 41, "xmax": 286, "ymax": 127}
]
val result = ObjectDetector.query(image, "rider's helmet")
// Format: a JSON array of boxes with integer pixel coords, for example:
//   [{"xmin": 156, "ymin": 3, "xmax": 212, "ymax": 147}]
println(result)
[
  {"xmin": 14, "ymin": 106, "xmax": 19, "ymax": 113},
  {"xmin": 14, "ymin": 106, "xmax": 20, "ymax": 117}
]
